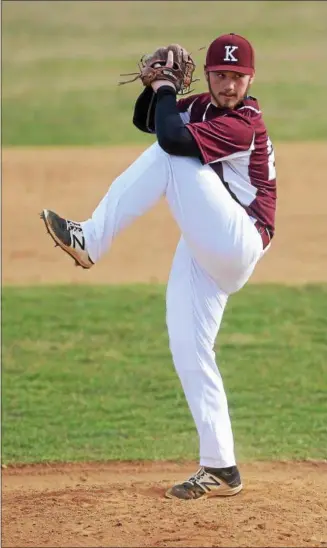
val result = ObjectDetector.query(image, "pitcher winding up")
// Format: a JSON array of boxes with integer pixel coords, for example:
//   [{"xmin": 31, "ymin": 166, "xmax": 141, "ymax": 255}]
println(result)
[{"xmin": 41, "ymin": 33, "xmax": 277, "ymax": 500}]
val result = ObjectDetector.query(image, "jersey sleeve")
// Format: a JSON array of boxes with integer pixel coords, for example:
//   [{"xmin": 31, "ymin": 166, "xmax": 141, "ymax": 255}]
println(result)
[{"xmin": 186, "ymin": 114, "xmax": 255, "ymax": 164}]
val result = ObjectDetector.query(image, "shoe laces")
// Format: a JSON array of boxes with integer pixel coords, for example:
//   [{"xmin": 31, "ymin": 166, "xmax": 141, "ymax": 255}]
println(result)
[
  {"xmin": 67, "ymin": 220, "xmax": 82, "ymax": 233},
  {"xmin": 184, "ymin": 467, "xmax": 206, "ymax": 487}
]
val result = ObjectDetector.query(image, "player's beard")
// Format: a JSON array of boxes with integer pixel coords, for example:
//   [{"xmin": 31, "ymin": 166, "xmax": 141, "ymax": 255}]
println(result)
[{"xmin": 208, "ymin": 78, "xmax": 251, "ymax": 109}]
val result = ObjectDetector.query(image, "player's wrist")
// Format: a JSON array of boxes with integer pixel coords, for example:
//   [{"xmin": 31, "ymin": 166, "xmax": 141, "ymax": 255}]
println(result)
[{"xmin": 151, "ymin": 80, "xmax": 176, "ymax": 93}]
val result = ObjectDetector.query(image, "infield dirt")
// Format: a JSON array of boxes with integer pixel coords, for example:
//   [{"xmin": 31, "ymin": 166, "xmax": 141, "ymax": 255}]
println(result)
[
  {"xmin": 3, "ymin": 143, "xmax": 327, "ymax": 286},
  {"xmin": 2, "ymin": 461, "xmax": 327, "ymax": 548},
  {"xmin": 2, "ymin": 144, "xmax": 327, "ymax": 547}
]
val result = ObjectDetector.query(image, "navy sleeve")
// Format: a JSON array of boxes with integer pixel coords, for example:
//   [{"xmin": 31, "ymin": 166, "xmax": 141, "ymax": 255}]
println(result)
[
  {"xmin": 155, "ymin": 86, "xmax": 201, "ymax": 158},
  {"xmin": 133, "ymin": 87, "xmax": 157, "ymax": 133}
]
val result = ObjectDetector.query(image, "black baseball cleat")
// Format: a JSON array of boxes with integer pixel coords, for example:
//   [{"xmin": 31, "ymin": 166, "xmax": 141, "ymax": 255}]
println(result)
[
  {"xmin": 40, "ymin": 209, "xmax": 94, "ymax": 269},
  {"xmin": 165, "ymin": 465, "xmax": 243, "ymax": 500}
]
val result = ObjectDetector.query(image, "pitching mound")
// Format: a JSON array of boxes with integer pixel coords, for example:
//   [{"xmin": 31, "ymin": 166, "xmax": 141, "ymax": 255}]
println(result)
[{"xmin": 2, "ymin": 461, "xmax": 327, "ymax": 547}]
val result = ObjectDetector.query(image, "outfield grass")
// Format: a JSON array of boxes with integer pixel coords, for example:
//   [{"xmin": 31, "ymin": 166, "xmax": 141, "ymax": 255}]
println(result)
[
  {"xmin": 3, "ymin": 285, "xmax": 327, "ymax": 464},
  {"xmin": 3, "ymin": 1, "xmax": 327, "ymax": 145}
]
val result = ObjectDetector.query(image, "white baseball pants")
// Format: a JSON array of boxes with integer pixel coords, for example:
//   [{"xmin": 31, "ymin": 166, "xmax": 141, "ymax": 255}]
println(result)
[{"xmin": 82, "ymin": 142, "xmax": 264, "ymax": 468}]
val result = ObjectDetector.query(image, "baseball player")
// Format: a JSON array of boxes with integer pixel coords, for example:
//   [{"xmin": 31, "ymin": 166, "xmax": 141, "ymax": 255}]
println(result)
[{"xmin": 41, "ymin": 33, "xmax": 276, "ymax": 500}]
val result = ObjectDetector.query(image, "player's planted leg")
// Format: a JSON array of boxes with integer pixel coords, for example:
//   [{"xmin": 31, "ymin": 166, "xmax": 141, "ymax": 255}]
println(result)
[{"xmin": 165, "ymin": 238, "xmax": 243, "ymax": 499}]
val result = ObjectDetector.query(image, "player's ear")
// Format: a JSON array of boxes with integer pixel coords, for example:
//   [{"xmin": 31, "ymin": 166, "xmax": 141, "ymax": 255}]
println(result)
[
  {"xmin": 204, "ymin": 69, "xmax": 209, "ymax": 82},
  {"xmin": 249, "ymin": 73, "xmax": 255, "ymax": 85}
]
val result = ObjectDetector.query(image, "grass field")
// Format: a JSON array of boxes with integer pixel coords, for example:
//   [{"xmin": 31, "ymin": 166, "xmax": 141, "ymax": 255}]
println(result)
[
  {"xmin": 3, "ymin": 284, "xmax": 327, "ymax": 465},
  {"xmin": 3, "ymin": 0, "xmax": 327, "ymax": 145}
]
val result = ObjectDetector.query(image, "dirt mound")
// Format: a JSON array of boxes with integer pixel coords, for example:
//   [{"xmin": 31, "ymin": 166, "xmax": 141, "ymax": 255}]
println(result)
[
  {"xmin": 3, "ymin": 143, "xmax": 327, "ymax": 285},
  {"xmin": 2, "ymin": 461, "xmax": 327, "ymax": 547}
]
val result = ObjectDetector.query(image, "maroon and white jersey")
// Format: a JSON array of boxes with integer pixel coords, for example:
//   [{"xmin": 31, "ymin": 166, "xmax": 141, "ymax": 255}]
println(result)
[{"xmin": 177, "ymin": 93, "xmax": 277, "ymax": 235}]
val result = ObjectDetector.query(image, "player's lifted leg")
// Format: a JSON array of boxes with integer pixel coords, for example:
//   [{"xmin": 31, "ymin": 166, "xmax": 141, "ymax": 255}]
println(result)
[
  {"xmin": 41, "ymin": 142, "xmax": 262, "ymax": 295},
  {"xmin": 40, "ymin": 143, "xmax": 169, "ymax": 270}
]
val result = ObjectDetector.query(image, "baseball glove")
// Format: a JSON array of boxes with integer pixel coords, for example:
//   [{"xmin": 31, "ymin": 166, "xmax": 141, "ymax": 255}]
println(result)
[{"xmin": 119, "ymin": 44, "xmax": 197, "ymax": 95}]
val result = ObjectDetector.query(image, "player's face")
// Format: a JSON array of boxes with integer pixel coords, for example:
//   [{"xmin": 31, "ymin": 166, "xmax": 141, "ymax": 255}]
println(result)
[{"xmin": 206, "ymin": 71, "xmax": 254, "ymax": 109}]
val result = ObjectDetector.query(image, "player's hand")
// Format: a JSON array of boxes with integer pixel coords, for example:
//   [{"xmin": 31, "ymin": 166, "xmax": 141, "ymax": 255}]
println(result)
[{"xmin": 151, "ymin": 50, "xmax": 177, "ymax": 93}]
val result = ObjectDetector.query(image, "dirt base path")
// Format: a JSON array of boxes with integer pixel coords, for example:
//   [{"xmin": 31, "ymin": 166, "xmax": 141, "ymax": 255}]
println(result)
[
  {"xmin": 2, "ymin": 461, "xmax": 327, "ymax": 548},
  {"xmin": 3, "ymin": 143, "xmax": 327, "ymax": 285}
]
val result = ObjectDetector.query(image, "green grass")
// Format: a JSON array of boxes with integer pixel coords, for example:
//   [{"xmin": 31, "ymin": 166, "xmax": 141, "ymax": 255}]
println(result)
[
  {"xmin": 3, "ymin": 0, "xmax": 327, "ymax": 145},
  {"xmin": 2, "ymin": 284, "xmax": 327, "ymax": 464}
]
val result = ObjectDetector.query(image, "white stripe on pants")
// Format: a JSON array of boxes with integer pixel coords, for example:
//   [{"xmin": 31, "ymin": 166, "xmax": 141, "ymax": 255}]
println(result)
[{"xmin": 81, "ymin": 142, "xmax": 264, "ymax": 467}]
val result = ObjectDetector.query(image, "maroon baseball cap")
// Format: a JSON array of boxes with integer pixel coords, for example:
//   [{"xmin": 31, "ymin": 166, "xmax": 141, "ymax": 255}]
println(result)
[{"xmin": 205, "ymin": 33, "xmax": 255, "ymax": 75}]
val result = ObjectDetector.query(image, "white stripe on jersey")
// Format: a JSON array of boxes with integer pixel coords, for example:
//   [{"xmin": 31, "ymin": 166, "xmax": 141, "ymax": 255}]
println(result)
[
  {"xmin": 238, "ymin": 105, "xmax": 262, "ymax": 114},
  {"xmin": 211, "ymin": 135, "xmax": 258, "ymax": 206},
  {"xmin": 179, "ymin": 98, "xmax": 198, "ymax": 124},
  {"xmin": 209, "ymin": 133, "xmax": 255, "ymax": 165}
]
